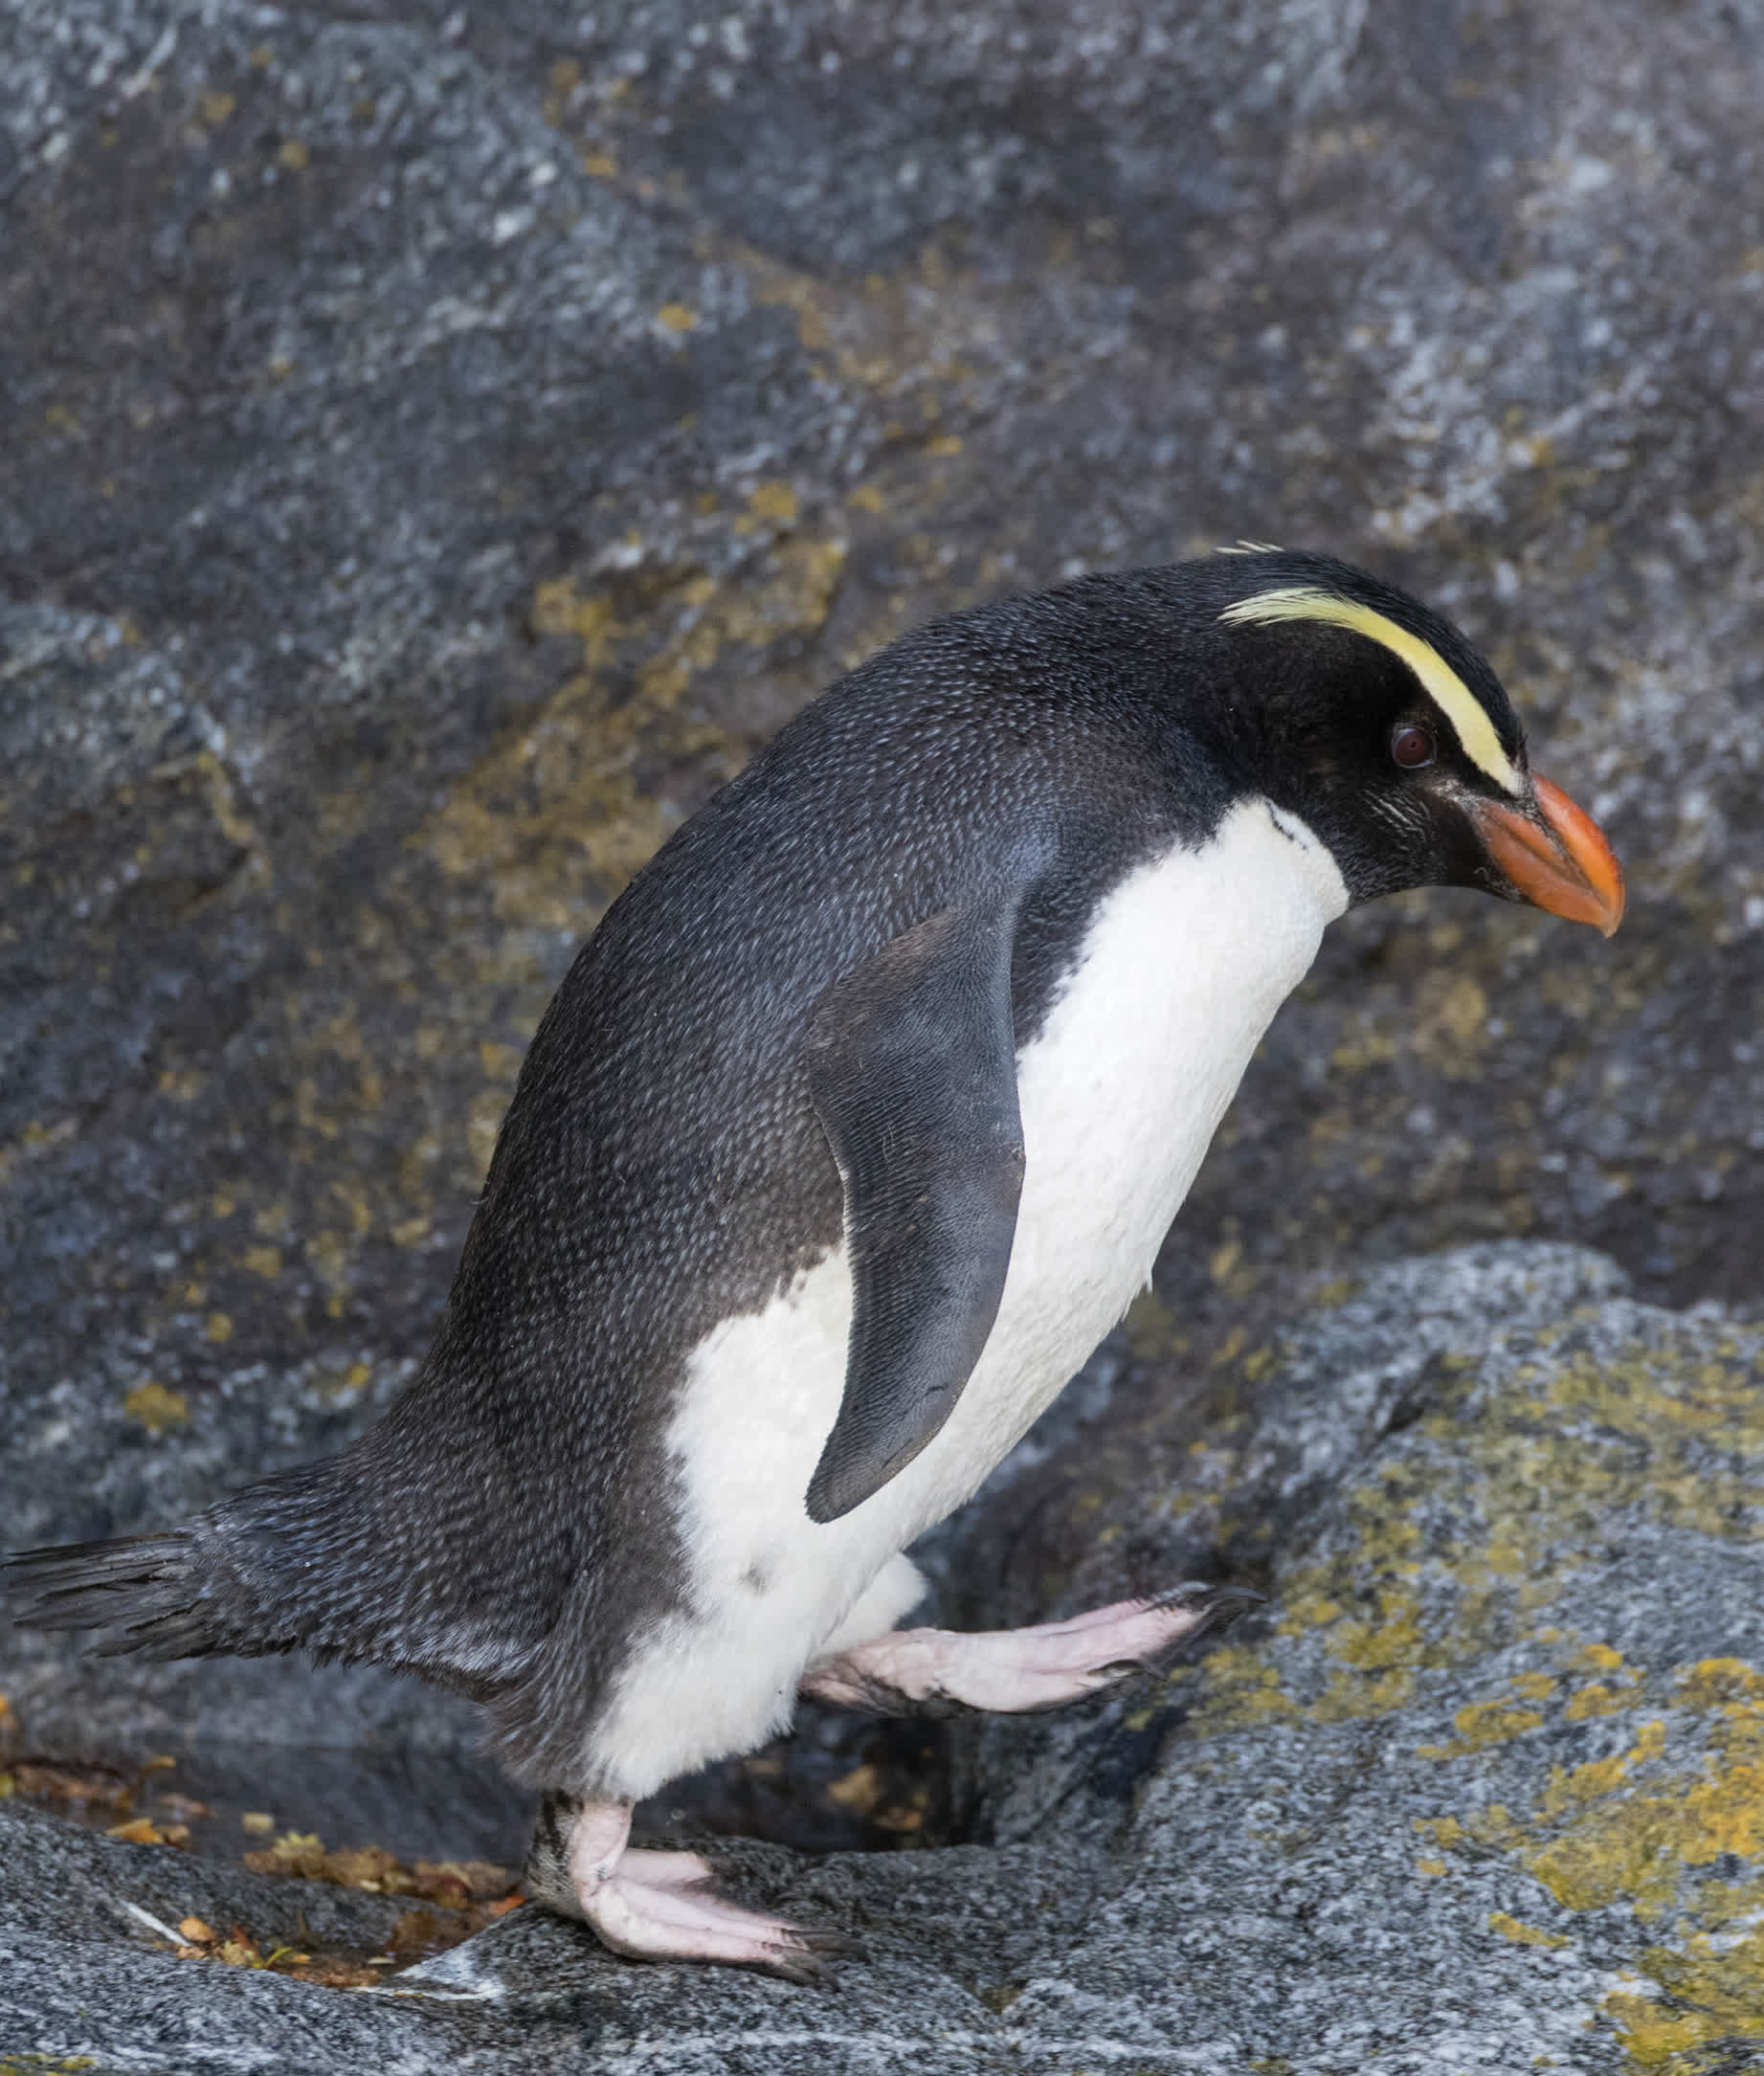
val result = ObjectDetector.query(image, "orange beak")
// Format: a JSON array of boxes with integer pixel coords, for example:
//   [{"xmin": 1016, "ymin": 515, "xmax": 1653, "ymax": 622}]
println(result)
[{"xmin": 1468, "ymin": 773, "xmax": 1625, "ymax": 937}]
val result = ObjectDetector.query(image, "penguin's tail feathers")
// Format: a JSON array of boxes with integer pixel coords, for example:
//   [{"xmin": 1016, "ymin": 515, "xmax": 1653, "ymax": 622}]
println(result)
[
  {"xmin": 5, "ymin": 1452, "xmax": 539, "ymax": 1686},
  {"xmin": 2, "ymin": 1525, "xmax": 249, "ymax": 1662}
]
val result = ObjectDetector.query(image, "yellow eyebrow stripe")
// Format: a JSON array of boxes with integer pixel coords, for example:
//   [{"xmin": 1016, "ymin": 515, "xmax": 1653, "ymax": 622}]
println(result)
[{"xmin": 1218, "ymin": 586, "xmax": 1521, "ymax": 795}]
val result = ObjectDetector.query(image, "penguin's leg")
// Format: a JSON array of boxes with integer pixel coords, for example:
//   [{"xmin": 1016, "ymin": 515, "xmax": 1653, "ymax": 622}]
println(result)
[
  {"xmin": 799, "ymin": 1582, "xmax": 1251, "ymax": 1716},
  {"xmin": 523, "ymin": 1792, "xmax": 856, "ymax": 1984}
]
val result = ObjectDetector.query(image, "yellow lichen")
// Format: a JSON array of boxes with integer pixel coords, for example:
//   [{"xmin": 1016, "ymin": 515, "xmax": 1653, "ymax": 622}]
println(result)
[
  {"xmin": 1567, "ymin": 1682, "xmax": 1635, "ymax": 1721},
  {"xmin": 747, "ymin": 480, "xmax": 798, "ymax": 523},
  {"xmin": 1488, "ymin": 1910, "xmax": 1570, "ymax": 1950},
  {"xmin": 1677, "ymin": 1660, "xmax": 1764, "ymax": 1708},
  {"xmin": 423, "ymin": 540, "xmax": 843, "ymax": 933},
  {"xmin": 1541, "ymin": 1752, "xmax": 1634, "ymax": 1815},
  {"xmin": 123, "ymin": 1382, "xmax": 188, "ymax": 1435},
  {"xmin": 1607, "ymin": 1928, "xmax": 1764, "ymax": 2068},
  {"xmin": 1416, "ymin": 1700, "xmax": 1547, "ymax": 1758},
  {"xmin": 1191, "ymin": 1646, "xmax": 1299, "ymax": 1733}
]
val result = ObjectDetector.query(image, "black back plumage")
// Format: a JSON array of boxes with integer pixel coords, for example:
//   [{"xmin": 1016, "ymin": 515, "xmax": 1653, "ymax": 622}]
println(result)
[{"xmin": 4, "ymin": 552, "xmax": 1528, "ymax": 1785}]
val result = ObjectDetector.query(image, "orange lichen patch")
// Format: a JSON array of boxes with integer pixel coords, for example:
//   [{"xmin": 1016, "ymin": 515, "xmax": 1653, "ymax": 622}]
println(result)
[{"xmin": 1145, "ymin": 1307, "xmax": 1764, "ymax": 2066}]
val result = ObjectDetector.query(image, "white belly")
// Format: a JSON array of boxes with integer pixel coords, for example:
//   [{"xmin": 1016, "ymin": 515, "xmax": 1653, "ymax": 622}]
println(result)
[{"xmin": 586, "ymin": 798, "xmax": 1348, "ymax": 1797}]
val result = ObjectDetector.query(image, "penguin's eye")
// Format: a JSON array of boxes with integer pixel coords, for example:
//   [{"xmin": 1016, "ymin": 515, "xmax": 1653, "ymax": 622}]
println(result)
[{"xmin": 1391, "ymin": 723, "xmax": 1436, "ymax": 770}]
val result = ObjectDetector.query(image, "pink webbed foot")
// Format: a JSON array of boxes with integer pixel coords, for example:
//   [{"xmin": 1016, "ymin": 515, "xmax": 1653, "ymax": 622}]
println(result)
[
  {"xmin": 524, "ymin": 1795, "xmax": 858, "ymax": 1985},
  {"xmin": 800, "ymin": 1581, "xmax": 1258, "ymax": 1717}
]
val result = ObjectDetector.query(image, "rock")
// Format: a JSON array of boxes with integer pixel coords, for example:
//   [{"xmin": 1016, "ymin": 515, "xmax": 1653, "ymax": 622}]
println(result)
[
  {"xmin": 947, "ymin": 1243, "xmax": 1764, "ymax": 2068},
  {"xmin": 6, "ymin": 0, "xmax": 1764, "ymax": 2065},
  {"xmin": 12, "ymin": 1243, "xmax": 1764, "ymax": 2069}
]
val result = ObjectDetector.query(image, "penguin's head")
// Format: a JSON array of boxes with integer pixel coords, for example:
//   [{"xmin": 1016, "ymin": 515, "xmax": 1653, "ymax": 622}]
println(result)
[{"xmin": 1200, "ymin": 551, "xmax": 1623, "ymax": 934}]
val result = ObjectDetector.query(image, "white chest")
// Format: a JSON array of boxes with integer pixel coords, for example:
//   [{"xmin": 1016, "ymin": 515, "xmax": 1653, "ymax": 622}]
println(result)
[
  {"xmin": 590, "ymin": 799, "xmax": 1347, "ymax": 1796},
  {"xmin": 899, "ymin": 795, "xmax": 1348, "ymax": 1514}
]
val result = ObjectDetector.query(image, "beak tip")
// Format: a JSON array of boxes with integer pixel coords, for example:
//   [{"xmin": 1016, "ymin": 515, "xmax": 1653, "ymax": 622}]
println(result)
[{"xmin": 1497, "ymin": 771, "xmax": 1626, "ymax": 941}]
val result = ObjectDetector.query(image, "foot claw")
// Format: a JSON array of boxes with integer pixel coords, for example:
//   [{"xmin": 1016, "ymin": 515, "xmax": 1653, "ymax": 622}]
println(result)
[
  {"xmin": 759, "ymin": 1926, "xmax": 864, "ymax": 1988},
  {"xmin": 804, "ymin": 1579, "xmax": 1260, "ymax": 1716},
  {"xmin": 546, "ymin": 1798, "xmax": 858, "ymax": 1983},
  {"xmin": 1150, "ymin": 1581, "xmax": 1264, "ymax": 1623}
]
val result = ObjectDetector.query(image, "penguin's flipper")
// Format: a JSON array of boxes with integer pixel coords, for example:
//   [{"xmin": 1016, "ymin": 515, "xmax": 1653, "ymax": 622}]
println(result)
[{"xmin": 803, "ymin": 901, "xmax": 1026, "ymax": 1524}]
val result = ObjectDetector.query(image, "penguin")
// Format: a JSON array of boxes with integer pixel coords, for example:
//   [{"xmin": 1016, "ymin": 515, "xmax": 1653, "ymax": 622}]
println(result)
[{"xmin": 5, "ymin": 550, "xmax": 1623, "ymax": 1982}]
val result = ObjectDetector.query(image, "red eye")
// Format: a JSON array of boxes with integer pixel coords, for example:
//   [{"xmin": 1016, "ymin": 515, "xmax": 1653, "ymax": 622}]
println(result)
[{"xmin": 1391, "ymin": 724, "xmax": 1436, "ymax": 770}]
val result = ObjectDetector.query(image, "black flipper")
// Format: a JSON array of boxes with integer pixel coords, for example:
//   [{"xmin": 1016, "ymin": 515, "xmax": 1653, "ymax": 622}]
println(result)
[{"xmin": 803, "ymin": 899, "xmax": 1027, "ymax": 1523}]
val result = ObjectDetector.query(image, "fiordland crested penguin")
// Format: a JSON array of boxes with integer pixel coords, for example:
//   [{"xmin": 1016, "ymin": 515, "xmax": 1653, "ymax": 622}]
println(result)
[{"xmin": 6, "ymin": 551, "xmax": 1624, "ymax": 1980}]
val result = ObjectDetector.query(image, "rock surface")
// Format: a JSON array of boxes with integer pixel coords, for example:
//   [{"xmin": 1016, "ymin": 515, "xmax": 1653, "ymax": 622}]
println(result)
[
  {"xmin": 4, "ymin": 0, "xmax": 1764, "ymax": 2069},
  {"xmin": 12, "ymin": 1245, "xmax": 1764, "ymax": 2071}
]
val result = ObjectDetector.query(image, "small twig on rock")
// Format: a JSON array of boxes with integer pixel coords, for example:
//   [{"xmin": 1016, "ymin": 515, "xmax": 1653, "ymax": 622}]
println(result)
[{"xmin": 107, "ymin": 1893, "xmax": 187, "ymax": 1947}]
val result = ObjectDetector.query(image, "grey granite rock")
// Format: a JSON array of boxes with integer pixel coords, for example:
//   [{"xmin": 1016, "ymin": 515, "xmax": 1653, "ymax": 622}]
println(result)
[
  {"xmin": 11, "ymin": 1245, "xmax": 1764, "ymax": 2071},
  {"xmin": 943, "ymin": 1243, "xmax": 1764, "ymax": 2070}
]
